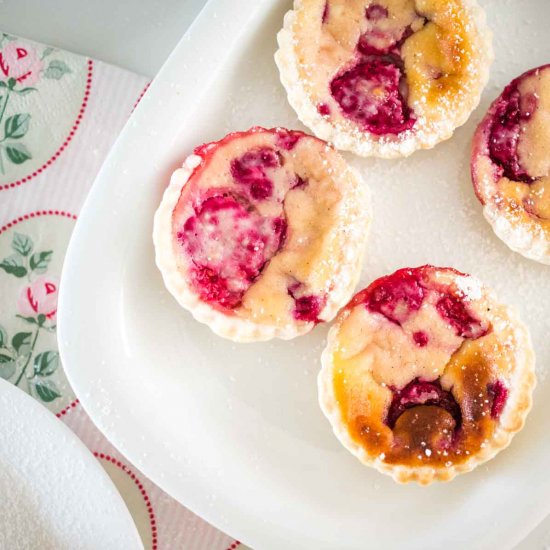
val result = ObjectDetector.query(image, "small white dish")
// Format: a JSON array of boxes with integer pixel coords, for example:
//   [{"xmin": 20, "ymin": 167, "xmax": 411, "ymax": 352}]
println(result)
[
  {"xmin": 0, "ymin": 378, "xmax": 142, "ymax": 550},
  {"xmin": 58, "ymin": 0, "xmax": 550, "ymax": 548}
]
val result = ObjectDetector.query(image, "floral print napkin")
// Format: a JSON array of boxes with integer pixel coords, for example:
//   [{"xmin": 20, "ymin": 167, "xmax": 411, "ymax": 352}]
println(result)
[{"xmin": 0, "ymin": 31, "xmax": 243, "ymax": 550}]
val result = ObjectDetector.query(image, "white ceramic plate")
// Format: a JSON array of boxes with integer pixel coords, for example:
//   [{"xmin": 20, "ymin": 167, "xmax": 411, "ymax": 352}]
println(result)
[
  {"xmin": 58, "ymin": 1, "xmax": 550, "ymax": 548},
  {"xmin": 0, "ymin": 378, "xmax": 142, "ymax": 549}
]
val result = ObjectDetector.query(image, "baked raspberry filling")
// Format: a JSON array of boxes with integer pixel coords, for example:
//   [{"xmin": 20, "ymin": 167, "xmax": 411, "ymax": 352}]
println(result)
[
  {"xmin": 277, "ymin": 130, "xmax": 303, "ymax": 151},
  {"xmin": 359, "ymin": 267, "xmax": 488, "ymax": 339},
  {"xmin": 331, "ymin": 59, "xmax": 415, "ymax": 136},
  {"xmin": 328, "ymin": 3, "xmax": 423, "ymax": 135},
  {"xmin": 230, "ymin": 147, "xmax": 281, "ymax": 200},
  {"xmin": 413, "ymin": 330, "xmax": 429, "ymax": 347},
  {"xmin": 366, "ymin": 4, "xmax": 388, "ymax": 21},
  {"xmin": 317, "ymin": 103, "xmax": 331, "ymax": 116},
  {"xmin": 349, "ymin": 266, "xmax": 504, "ymax": 440},
  {"xmin": 385, "ymin": 375, "xmax": 509, "ymax": 450},
  {"xmin": 323, "ymin": 265, "xmax": 532, "ymax": 480},
  {"xmin": 436, "ymin": 295, "xmax": 489, "ymax": 339},
  {"xmin": 472, "ymin": 65, "xmax": 550, "ymax": 229},
  {"xmin": 322, "ymin": 1, "xmax": 329, "ymax": 24},
  {"xmin": 364, "ymin": 267, "xmax": 424, "ymax": 324},
  {"xmin": 358, "ymin": 6, "xmax": 415, "ymax": 56},
  {"xmin": 171, "ymin": 127, "xmax": 349, "ymax": 321},
  {"xmin": 179, "ymin": 194, "xmax": 286, "ymax": 309},
  {"xmin": 487, "ymin": 380, "xmax": 508, "ymax": 419},
  {"xmin": 288, "ymin": 282, "xmax": 327, "ymax": 323},
  {"xmin": 291, "ymin": 175, "xmax": 307, "ymax": 190},
  {"xmin": 386, "ymin": 379, "xmax": 462, "ymax": 430},
  {"xmin": 487, "ymin": 84, "xmax": 535, "ymax": 183}
]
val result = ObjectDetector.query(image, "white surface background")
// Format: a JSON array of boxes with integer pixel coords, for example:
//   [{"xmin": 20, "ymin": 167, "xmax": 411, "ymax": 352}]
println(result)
[
  {"xmin": 0, "ymin": 0, "xmax": 208, "ymax": 77},
  {"xmin": 3, "ymin": 0, "xmax": 550, "ymax": 548}
]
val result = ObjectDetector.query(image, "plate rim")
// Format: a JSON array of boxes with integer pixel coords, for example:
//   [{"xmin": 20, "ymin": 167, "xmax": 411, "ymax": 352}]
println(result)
[
  {"xmin": 57, "ymin": 0, "xmax": 550, "ymax": 548},
  {"xmin": 0, "ymin": 378, "xmax": 143, "ymax": 548},
  {"xmin": 58, "ymin": 0, "xmax": 287, "ymax": 546}
]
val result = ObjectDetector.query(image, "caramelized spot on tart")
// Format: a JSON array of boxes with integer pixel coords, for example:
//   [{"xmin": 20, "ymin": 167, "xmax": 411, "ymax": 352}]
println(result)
[
  {"xmin": 386, "ymin": 379, "xmax": 461, "ymax": 429},
  {"xmin": 391, "ymin": 406, "xmax": 456, "ymax": 453},
  {"xmin": 332, "ymin": 267, "xmax": 510, "ymax": 469}
]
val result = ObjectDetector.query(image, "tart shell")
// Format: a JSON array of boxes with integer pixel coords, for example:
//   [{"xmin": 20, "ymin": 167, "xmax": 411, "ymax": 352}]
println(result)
[
  {"xmin": 153, "ymin": 129, "xmax": 372, "ymax": 343},
  {"xmin": 275, "ymin": 0, "xmax": 493, "ymax": 159},
  {"xmin": 318, "ymin": 270, "xmax": 536, "ymax": 485},
  {"xmin": 472, "ymin": 65, "xmax": 550, "ymax": 265}
]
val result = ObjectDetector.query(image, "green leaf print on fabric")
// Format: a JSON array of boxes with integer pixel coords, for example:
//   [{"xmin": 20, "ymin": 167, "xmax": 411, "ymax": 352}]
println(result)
[
  {"xmin": 33, "ymin": 351, "xmax": 59, "ymax": 377},
  {"xmin": 0, "ymin": 255, "xmax": 27, "ymax": 278},
  {"xmin": 12, "ymin": 232, "xmax": 33, "ymax": 257},
  {"xmin": 0, "ymin": 235, "xmax": 63, "ymax": 403},
  {"xmin": 5, "ymin": 142, "xmax": 32, "ymax": 164},
  {"xmin": 43, "ymin": 59, "xmax": 72, "ymax": 80},
  {"xmin": 4, "ymin": 113, "xmax": 30, "ymax": 140},
  {"xmin": 0, "ymin": 233, "xmax": 52, "ymax": 280},
  {"xmin": 0, "ymin": 40, "xmax": 70, "ymax": 174},
  {"xmin": 33, "ymin": 379, "xmax": 61, "ymax": 402},
  {"xmin": 29, "ymin": 251, "xmax": 53, "ymax": 273}
]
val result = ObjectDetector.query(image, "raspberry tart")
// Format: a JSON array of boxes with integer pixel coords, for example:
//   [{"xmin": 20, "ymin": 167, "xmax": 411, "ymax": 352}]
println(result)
[
  {"xmin": 472, "ymin": 65, "xmax": 550, "ymax": 264},
  {"xmin": 319, "ymin": 266, "xmax": 535, "ymax": 484},
  {"xmin": 153, "ymin": 127, "xmax": 371, "ymax": 342},
  {"xmin": 276, "ymin": 0, "xmax": 493, "ymax": 158}
]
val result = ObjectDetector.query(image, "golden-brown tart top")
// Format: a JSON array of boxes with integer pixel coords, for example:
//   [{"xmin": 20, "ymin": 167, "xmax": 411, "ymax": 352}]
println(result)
[
  {"xmin": 320, "ymin": 266, "xmax": 535, "ymax": 483},
  {"xmin": 276, "ymin": 0, "xmax": 492, "ymax": 157}
]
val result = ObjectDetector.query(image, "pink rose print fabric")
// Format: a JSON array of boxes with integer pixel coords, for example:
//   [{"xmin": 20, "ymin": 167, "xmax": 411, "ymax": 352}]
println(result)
[
  {"xmin": 18, "ymin": 276, "xmax": 58, "ymax": 319},
  {"xmin": 0, "ymin": 33, "xmax": 90, "ymax": 186},
  {"xmin": 0, "ymin": 32, "xmax": 243, "ymax": 550},
  {"xmin": 0, "ymin": 42, "xmax": 43, "ymax": 86}
]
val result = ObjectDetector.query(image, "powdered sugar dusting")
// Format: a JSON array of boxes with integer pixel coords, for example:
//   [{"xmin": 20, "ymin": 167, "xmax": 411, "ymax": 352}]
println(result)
[
  {"xmin": 155, "ymin": 127, "xmax": 371, "ymax": 341},
  {"xmin": 157, "ymin": 0, "xmax": 544, "ymax": 484},
  {"xmin": 275, "ymin": 0, "xmax": 493, "ymax": 157},
  {"xmin": 455, "ymin": 274, "xmax": 483, "ymax": 300},
  {"xmin": 472, "ymin": 64, "xmax": 550, "ymax": 264},
  {"xmin": 319, "ymin": 262, "xmax": 535, "ymax": 483},
  {"xmin": 0, "ymin": 380, "xmax": 140, "ymax": 549}
]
